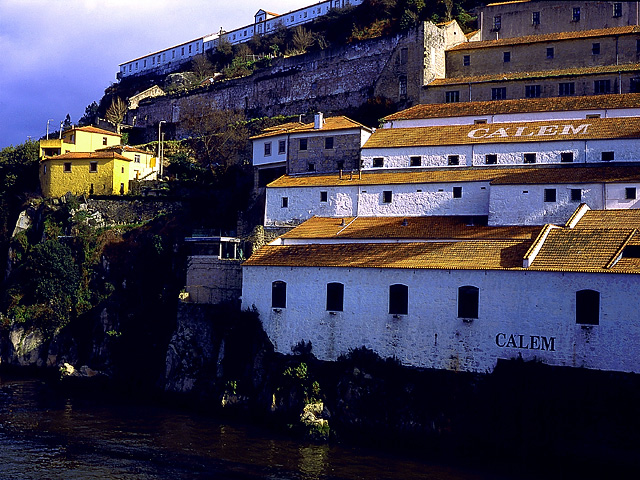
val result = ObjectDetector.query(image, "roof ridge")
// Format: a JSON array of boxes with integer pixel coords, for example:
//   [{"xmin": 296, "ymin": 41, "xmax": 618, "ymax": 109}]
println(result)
[{"xmin": 606, "ymin": 228, "xmax": 638, "ymax": 269}]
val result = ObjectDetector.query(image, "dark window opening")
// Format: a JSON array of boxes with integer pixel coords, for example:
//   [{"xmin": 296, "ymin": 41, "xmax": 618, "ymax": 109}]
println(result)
[
  {"xmin": 546, "ymin": 47, "xmax": 554, "ymax": 59},
  {"xmin": 326, "ymin": 282, "xmax": 344, "ymax": 312},
  {"xmin": 325, "ymin": 137, "xmax": 334, "ymax": 149},
  {"xmin": 626, "ymin": 187, "xmax": 637, "ymax": 200},
  {"xmin": 89, "ymin": 162, "xmax": 98, "ymax": 172},
  {"xmin": 613, "ymin": 2, "xmax": 622, "ymax": 17},
  {"xmin": 525, "ymin": 85, "xmax": 541, "ymax": 98},
  {"xmin": 572, "ymin": 7, "xmax": 580, "ymax": 22},
  {"xmin": 463, "ymin": 55, "xmax": 470, "ymax": 66},
  {"xmin": 602, "ymin": 151, "xmax": 615, "ymax": 162},
  {"xmin": 594, "ymin": 79, "xmax": 611, "ymax": 94},
  {"xmin": 453, "ymin": 186, "xmax": 462, "ymax": 198},
  {"xmin": 264, "ymin": 142, "xmax": 271, "ymax": 156},
  {"xmin": 410, "ymin": 156, "xmax": 421, "ymax": 167},
  {"xmin": 532, "ymin": 11, "xmax": 540, "ymax": 25},
  {"xmin": 458, "ymin": 285, "xmax": 479, "ymax": 319},
  {"xmin": 281, "ymin": 197, "xmax": 289, "ymax": 208},
  {"xmin": 320, "ymin": 191, "xmax": 328, "ymax": 202},
  {"xmin": 576, "ymin": 289, "xmax": 599, "ymax": 325},
  {"xmin": 272, "ymin": 281, "xmax": 286, "ymax": 309},
  {"xmin": 307, "ymin": 162, "xmax": 316, "ymax": 172},
  {"xmin": 571, "ymin": 189, "xmax": 582, "ymax": 202},
  {"xmin": 373, "ymin": 157, "xmax": 384, "ymax": 168},
  {"xmin": 559, "ymin": 82, "xmax": 575, "ymax": 96},
  {"xmin": 561, "ymin": 152, "xmax": 574, "ymax": 163},
  {"xmin": 399, "ymin": 76, "xmax": 407, "ymax": 97},
  {"xmin": 485, "ymin": 154, "xmax": 497, "ymax": 165},
  {"xmin": 623, "ymin": 245, "xmax": 640, "ymax": 257},
  {"xmin": 389, "ymin": 284, "xmax": 408, "ymax": 315},
  {"xmin": 336, "ymin": 160, "xmax": 344, "ymax": 170},
  {"xmin": 64, "ymin": 162, "xmax": 71, "ymax": 172},
  {"xmin": 299, "ymin": 138, "xmax": 308, "ymax": 150},
  {"xmin": 491, "ymin": 87, "xmax": 507, "ymax": 100},
  {"xmin": 524, "ymin": 153, "xmax": 537, "ymax": 164},
  {"xmin": 503, "ymin": 51, "xmax": 511, "ymax": 63},
  {"xmin": 630, "ymin": 78, "xmax": 640, "ymax": 93},
  {"xmin": 448, "ymin": 155, "xmax": 460, "ymax": 165},
  {"xmin": 382, "ymin": 190, "xmax": 392, "ymax": 203},
  {"xmin": 592, "ymin": 43, "xmax": 600, "ymax": 55},
  {"xmin": 493, "ymin": 15, "xmax": 501, "ymax": 31},
  {"xmin": 445, "ymin": 91, "xmax": 460, "ymax": 103},
  {"xmin": 278, "ymin": 140, "xmax": 286, "ymax": 154},
  {"xmin": 544, "ymin": 188, "xmax": 557, "ymax": 202}
]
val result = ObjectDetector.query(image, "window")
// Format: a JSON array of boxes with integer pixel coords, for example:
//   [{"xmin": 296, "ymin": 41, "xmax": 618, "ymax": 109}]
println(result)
[
  {"xmin": 278, "ymin": 140, "xmax": 286, "ymax": 154},
  {"xmin": 272, "ymin": 281, "xmax": 286, "ymax": 309},
  {"xmin": 120, "ymin": 183, "xmax": 125, "ymax": 195},
  {"xmin": 503, "ymin": 51, "xmax": 511, "ymax": 63},
  {"xmin": 458, "ymin": 286, "xmax": 479, "ymax": 319},
  {"xmin": 382, "ymin": 191, "xmax": 392, "ymax": 204},
  {"xmin": 525, "ymin": 85, "xmax": 541, "ymax": 98},
  {"xmin": 445, "ymin": 91, "xmax": 460, "ymax": 103},
  {"xmin": 532, "ymin": 11, "xmax": 540, "ymax": 25},
  {"xmin": 546, "ymin": 47, "xmax": 554, "ymax": 59},
  {"xmin": 89, "ymin": 162, "xmax": 98, "ymax": 172},
  {"xmin": 576, "ymin": 290, "xmax": 599, "ymax": 325},
  {"xmin": 630, "ymin": 78, "xmax": 640, "ymax": 93},
  {"xmin": 453, "ymin": 186, "xmax": 462, "ymax": 198},
  {"xmin": 281, "ymin": 197, "xmax": 288, "ymax": 208},
  {"xmin": 400, "ymin": 47, "xmax": 408, "ymax": 65},
  {"xmin": 102, "ymin": 137, "xmax": 107, "ymax": 145},
  {"xmin": 121, "ymin": 166, "xmax": 125, "ymax": 174},
  {"xmin": 264, "ymin": 142, "xmax": 272, "ymax": 156},
  {"xmin": 399, "ymin": 76, "xmax": 407, "ymax": 96},
  {"xmin": 410, "ymin": 156, "xmax": 421, "ymax": 167},
  {"xmin": 493, "ymin": 15, "xmax": 501, "ymax": 31},
  {"xmin": 373, "ymin": 157, "xmax": 384, "ymax": 168},
  {"xmin": 320, "ymin": 191, "xmax": 328, "ymax": 202},
  {"xmin": 318, "ymin": 136, "xmax": 333, "ymax": 151},
  {"xmin": 448, "ymin": 155, "xmax": 460, "ymax": 166},
  {"xmin": 134, "ymin": 154, "xmax": 141, "ymax": 163},
  {"xmin": 572, "ymin": 7, "xmax": 580, "ymax": 22},
  {"xmin": 561, "ymin": 152, "xmax": 574, "ymax": 163},
  {"xmin": 571, "ymin": 189, "xmax": 582, "ymax": 202},
  {"xmin": 64, "ymin": 162, "xmax": 72, "ymax": 172},
  {"xmin": 307, "ymin": 162, "xmax": 316, "ymax": 172},
  {"xmin": 544, "ymin": 188, "xmax": 557, "ymax": 202},
  {"xmin": 389, "ymin": 284, "xmax": 408, "ymax": 315},
  {"xmin": 485, "ymin": 154, "xmax": 497, "ymax": 165},
  {"xmin": 601, "ymin": 151, "xmax": 615, "ymax": 162},
  {"xmin": 626, "ymin": 187, "xmax": 637, "ymax": 200},
  {"xmin": 326, "ymin": 283, "xmax": 344, "ymax": 312},
  {"xmin": 181, "ymin": 47, "xmax": 185, "ymax": 55},
  {"xmin": 299, "ymin": 138, "xmax": 308, "ymax": 150},
  {"xmin": 594, "ymin": 79, "xmax": 611, "ymax": 94},
  {"xmin": 586, "ymin": 114, "xmax": 601, "ymax": 119},
  {"xmin": 336, "ymin": 160, "xmax": 344, "ymax": 170},
  {"xmin": 463, "ymin": 55, "xmax": 470, "ymax": 66},
  {"xmin": 613, "ymin": 3, "xmax": 622, "ymax": 17},
  {"xmin": 559, "ymin": 82, "xmax": 575, "ymax": 96},
  {"xmin": 491, "ymin": 87, "xmax": 507, "ymax": 100},
  {"xmin": 592, "ymin": 43, "xmax": 601, "ymax": 55},
  {"xmin": 474, "ymin": 119, "xmax": 487, "ymax": 124},
  {"xmin": 524, "ymin": 153, "xmax": 537, "ymax": 164}
]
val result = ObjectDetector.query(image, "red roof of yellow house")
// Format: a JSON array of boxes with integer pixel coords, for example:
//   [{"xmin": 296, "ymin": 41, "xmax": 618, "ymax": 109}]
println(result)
[
  {"xmin": 96, "ymin": 145, "xmax": 153, "ymax": 155},
  {"xmin": 41, "ymin": 151, "xmax": 130, "ymax": 162},
  {"xmin": 251, "ymin": 116, "xmax": 371, "ymax": 139},
  {"xmin": 69, "ymin": 126, "xmax": 121, "ymax": 137},
  {"xmin": 449, "ymin": 26, "xmax": 640, "ymax": 51},
  {"xmin": 384, "ymin": 93, "xmax": 640, "ymax": 122}
]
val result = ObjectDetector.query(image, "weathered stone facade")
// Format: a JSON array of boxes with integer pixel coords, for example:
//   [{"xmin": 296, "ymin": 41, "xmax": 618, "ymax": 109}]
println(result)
[{"xmin": 185, "ymin": 257, "xmax": 242, "ymax": 305}]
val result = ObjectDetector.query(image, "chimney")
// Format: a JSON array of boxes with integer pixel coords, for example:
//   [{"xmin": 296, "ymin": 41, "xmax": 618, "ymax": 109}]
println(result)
[{"xmin": 314, "ymin": 112, "xmax": 324, "ymax": 129}]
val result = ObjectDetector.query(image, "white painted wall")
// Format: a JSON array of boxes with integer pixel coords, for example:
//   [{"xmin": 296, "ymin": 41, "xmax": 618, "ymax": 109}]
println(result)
[
  {"xmin": 253, "ymin": 135, "xmax": 288, "ymax": 166},
  {"xmin": 242, "ymin": 265, "xmax": 640, "ymax": 373}
]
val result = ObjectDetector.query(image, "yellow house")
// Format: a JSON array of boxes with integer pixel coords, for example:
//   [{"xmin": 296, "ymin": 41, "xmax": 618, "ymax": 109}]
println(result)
[
  {"xmin": 40, "ymin": 151, "xmax": 131, "ymax": 197},
  {"xmin": 39, "ymin": 126, "xmax": 121, "ymax": 158},
  {"xmin": 96, "ymin": 146, "xmax": 157, "ymax": 180}
]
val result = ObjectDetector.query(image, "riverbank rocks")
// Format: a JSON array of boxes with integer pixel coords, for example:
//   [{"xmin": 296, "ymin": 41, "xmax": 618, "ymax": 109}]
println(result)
[{"xmin": 300, "ymin": 402, "xmax": 330, "ymax": 441}]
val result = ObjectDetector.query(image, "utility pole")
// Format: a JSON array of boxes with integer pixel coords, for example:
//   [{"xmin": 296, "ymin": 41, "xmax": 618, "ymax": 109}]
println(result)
[
  {"xmin": 46, "ymin": 119, "xmax": 54, "ymax": 140},
  {"xmin": 158, "ymin": 120, "xmax": 166, "ymax": 178}
]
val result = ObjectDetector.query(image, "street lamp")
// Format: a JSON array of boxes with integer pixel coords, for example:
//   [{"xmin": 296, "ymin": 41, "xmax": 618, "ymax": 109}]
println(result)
[
  {"xmin": 158, "ymin": 120, "xmax": 166, "ymax": 179},
  {"xmin": 46, "ymin": 119, "xmax": 54, "ymax": 140}
]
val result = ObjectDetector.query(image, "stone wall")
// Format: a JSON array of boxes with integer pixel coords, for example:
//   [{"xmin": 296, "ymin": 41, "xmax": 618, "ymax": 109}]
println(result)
[
  {"xmin": 288, "ymin": 132, "xmax": 363, "ymax": 174},
  {"xmin": 85, "ymin": 198, "xmax": 184, "ymax": 226},
  {"xmin": 185, "ymin": 257, "xmax": 242, "ymax": 304}
]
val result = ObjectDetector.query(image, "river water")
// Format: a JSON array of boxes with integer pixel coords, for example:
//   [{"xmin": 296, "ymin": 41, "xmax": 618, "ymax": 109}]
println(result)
[{"xmin": 0, "ymin": 375, "xmax": 508, "ymax": 480}]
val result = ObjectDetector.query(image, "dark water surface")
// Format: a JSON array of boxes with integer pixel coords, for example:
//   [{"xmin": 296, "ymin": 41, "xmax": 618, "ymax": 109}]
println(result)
[{"xmin": 0, "ymin": 375, "xmax": 507, "ymax": 480}]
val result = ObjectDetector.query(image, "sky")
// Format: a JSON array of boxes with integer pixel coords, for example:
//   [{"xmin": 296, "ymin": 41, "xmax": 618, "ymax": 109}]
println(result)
[{"xmin": 0, "ymin": 0, "xmax": 312, "ymax": 149}]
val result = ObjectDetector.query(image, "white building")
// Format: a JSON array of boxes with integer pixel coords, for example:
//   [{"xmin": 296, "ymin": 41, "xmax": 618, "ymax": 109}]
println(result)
[{"xmin": 242, "ymin": 207, "xmax": 640, "ymax": 373}]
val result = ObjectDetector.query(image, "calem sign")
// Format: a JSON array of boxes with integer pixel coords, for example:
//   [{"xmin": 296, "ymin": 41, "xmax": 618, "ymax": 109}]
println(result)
[{"xmin": 468, "ymin": 123, "xmax": 590, "ymax": 139}]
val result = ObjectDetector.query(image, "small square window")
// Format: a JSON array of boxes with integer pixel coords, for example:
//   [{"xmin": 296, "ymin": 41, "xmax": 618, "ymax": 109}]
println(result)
[
  {"xmin": 410, "ymin": 156, "xmax": 421, "ymax": 167},
  {"xmin": 546, "ymin": 47, "xmax": 554, "ymax": 59},
  {"xmin": 613, "ymin": 3, "xmax": 622, "ymax": 17},
  {"xmin": 532, "ymin": 11, "xmax": 540, "ymax": 25},
  {"xmin": 503, "ymin": 51, "xmax": 510, "ymax": 63},
  {"xmin": 325, "ymin": 137, "xmax": 334, "ymax": 149},
  {"xmin": 336, "ymin": 160, "xmax": 344, "ymax": 170},
  {"xmin": 544, "ymin": 188, "xmax": 557, "ymax": 202},
  {"xmin": 278, "ymin": 140, "xmax": 286, "ymax": 154},
  {"xmin": 631, "ymin": 78, "xmax": 640, "ymax": 93},
  {"xmin": 559, "ymin": 82, "xmax": 575, "ymax": 96},
  {"xmin": 382, "ymin": 191, "xmax": 392, "ymax": 203},
  {"xmin": 474, "ymin": 119, "xmax": 487, "ymax": 124},
  {"xmin": 448, "ymin": 155, "xmax": 460, "ymax": 166},
  {"xmin": 602, "ymin": 151, "xmax": 615, "ymax": 162},
  {"xmin": 373, "ymin": 157, "xmax": 384, "ymax": 168},
  {"xmin": 626, "ymin": 187, "xmax": 637, "ymax": 200},
  {"xmin": 572, "ymin": 7, "xmax": 580, "ymax": 22},
  {"xmin": 308, "ymin": 162, "xmax": 316, "ymax": 172},
  {"xmin": 320, "ymin": 191, "xmax": 328, "ymax": 202},
  {"xmin": 571, "ymin": 189, "xmax": 582, "ymax": 202},
  {"xmin": 463, "ymin": 55, "xmax": 470, "ymax": 66},
  {"xmin": 90, "ymin": 162, "xmax": 98, "ymax": 172},
  {"xmin": 281, "ymin": 197, "xmax": 289, "ymax": 208},
  {"xmin": 264, "ymin": 142, "xmax": 272, "ymax": 156},
  {"xmin": 561, "ymin": 152, "xmax": 574, "ymax": 163},
  {"xmin": 524, "ymin": 153, "xmax": 537, "ymax": 164},
  {"xmin": 64, "ymin": 162, "xmax": 72, "ymax": 172},
  {"xmin": 485, "ymin": 154, "xmax": 497, "ymax": 165},
  {"xmin": 102, "ymin": 137, "xmax": 107, "ymax": 145},
  {"xmin": 445, "ymin": 91, "xmax": 460, "ymax": 103},
  {"xmin": 299, "ymin": 138, "xmax": 308, "ymax": 150},
  {"xmin": 453, "ymin": 186, "xmax": 462, "ymax": 198},
  {"xmin": 592, "ymin": 43, "xmax": 601, "ymax": 55},
  {"xmin": 134, "ymin": 154, "xmax": 141, "ymax": 163}
]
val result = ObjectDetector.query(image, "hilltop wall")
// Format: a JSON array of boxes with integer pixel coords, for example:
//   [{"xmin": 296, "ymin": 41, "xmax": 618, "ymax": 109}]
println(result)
[{"xmin": 133, "ymin": 23, "xmax": 446, "ymax": 142}]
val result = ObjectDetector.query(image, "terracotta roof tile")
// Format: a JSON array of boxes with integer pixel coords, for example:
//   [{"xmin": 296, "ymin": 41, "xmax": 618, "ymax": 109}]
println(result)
[
  {"xmin": 268, "ymin": 165, "xmax": 640, "ymax": 188},
  {"xmin": 41, "ymin": 151, "xmax": 131, "ymax": 162},
  {"xmin": 96, "ymin": 145, "xmax": 152, "ymax": 155},
  {"xmin": 72, "ymin": 126, "xmax": 121, "ymax": 136},
  {"xmin": 383, "ymin": 93, "xmax": 640, "ymax": 122},
  {"xmin": 428, "ymin": 63, "xmax": 640, "ymax": 86},
  {"xmin": 251, "ymin": 116, "xmax": 371, "ymax": 139},
  {"xmin": 448, "ymin": 26, "xmax": 640, "ymax": 51},
  {"xmin": 573, "ymin": 209, "xmax": 640, "ymax": 230},
  {"xmin": 365, "ymin": 117, "xmax": 640, "ymax": 148},
  {"xmin": 280, "ymin": 216, "xmax": 541, "ymax": 240}
]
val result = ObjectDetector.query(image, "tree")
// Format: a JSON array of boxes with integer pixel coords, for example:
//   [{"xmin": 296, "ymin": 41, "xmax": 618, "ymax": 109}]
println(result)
[
  {"xmin": 78, "ymin": 101, "xmax": 99, "ymax": 126},
  {"xmin": 62, "ymin": 114, "xmax": 72, "ymax": 130},
  {"xmin": 105, "ymin": 97, "xmax": 127, "ymax": 134},
  {"xmin": 191, "ymin": 54, "xmax": 215, "ymax": 84},
  {"xmin": 291, "ymin": 26, "xmax": 315, "ymax": 54}
]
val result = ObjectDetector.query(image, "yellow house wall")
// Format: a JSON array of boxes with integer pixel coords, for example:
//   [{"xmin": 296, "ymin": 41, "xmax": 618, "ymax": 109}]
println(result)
[
  {"xmin": 40, "ymin": 158, "xmax": 131, "ymax": 197},
  {"xmin": 123, "ymin": 152, "xmax": 157, "ymax": 180}
]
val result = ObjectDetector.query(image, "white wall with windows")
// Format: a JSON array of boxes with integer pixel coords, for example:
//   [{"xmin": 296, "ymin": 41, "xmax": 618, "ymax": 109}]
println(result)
[{"xmin": 242, "ymin": 265, "xmax": 640, "ymax": 373}]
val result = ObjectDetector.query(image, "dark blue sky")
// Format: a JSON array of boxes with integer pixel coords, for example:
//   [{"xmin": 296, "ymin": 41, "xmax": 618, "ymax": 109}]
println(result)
[{"xmin": 0, "ymin": 0, "xmax": 309, "ymax": 149}]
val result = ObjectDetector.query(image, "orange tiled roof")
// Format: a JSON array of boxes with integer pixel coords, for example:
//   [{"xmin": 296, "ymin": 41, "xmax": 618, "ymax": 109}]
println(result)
[
  {"xmin": 96, "ymin": 145, "xmax": 153, "ymax": 155},
  {"xmin": 71, "ymin": 126, "xmax": 121, "ymax": 136},
  {"xmin": 364, "ymin": 117, "xmax": 640, "ymax": 148},
  {"xmin": 572, "ymin": 209, "xmax": 640, "ymax": 230},
  {"xmin": 448, "ymin": 26, "xmax": 640, "ymax": 52},
  {"xmin": 41, "ymin": 151, "xmax": 131, "ymax": 162},
  {"xmin": 267, "ymin": 165, "xmax": 640, "ymax": 188},
  {"xmin": 251, "ymin": 116, "xmax": 371, "ymax": 139},
  {"xmin": 485, "ymin": 0, "xmax": 530, "ymax": 6},
  {"xmin": 428, "ymin": 63, "xmax": 640, "ymax": 86},
  {"xmin": 280, "ymin": 216, "xmax": 541, "ymax": 240},
  {"xmin": 383, "ymin": 93, "xmax": 640, "ymax": 122}
]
